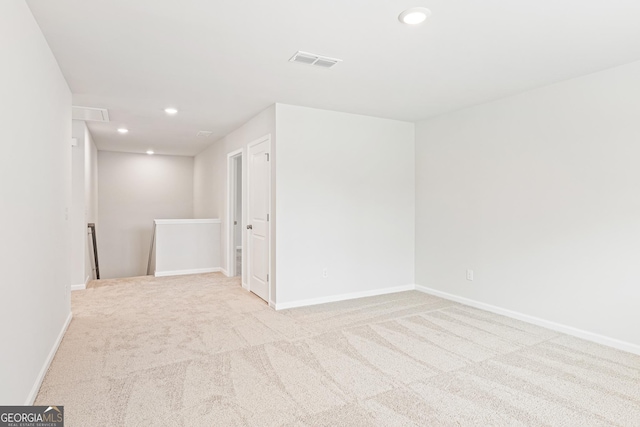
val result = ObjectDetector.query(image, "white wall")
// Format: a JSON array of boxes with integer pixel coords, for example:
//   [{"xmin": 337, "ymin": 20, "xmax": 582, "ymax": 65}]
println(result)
[
  {"xmin": 70, "ymin": 121, "xmax": 99, "ymax": 286},
  {"xmin": 275, "ymin": 104, "xmax": 415, "ymax": 305},
  {"xmin": 98, "ymin": 151, "xmax": 194, "ymax": 279},
  {"xmin": 194, "ymin": 105, "xmax": 276, "ymax": 289},
  {"xmin": 416, "ymin": 60, "xmax": 640, "ymax": 349},
  {"xmin": 0, "ymin": 1, "xmax": 72, "ymax": 404},
  {"xmin": 70, "ymin": 122, "xmax": 86, "ymax": 286},
  {"xmin": 154, "ymin": 220, "xmax": 221, "ymax": 276},
  {"xmin": 84, "ymin": 127, "xmax": 99, "ymax": 281},
  {"xmin": 193, "ymin": 141, "xmax": 223, "ymax": 219}
]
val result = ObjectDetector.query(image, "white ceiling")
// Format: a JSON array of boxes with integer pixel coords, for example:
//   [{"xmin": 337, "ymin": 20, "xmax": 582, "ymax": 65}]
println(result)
[{"xmin": 27, "ymin": 0, "xmax": 640, "ymax": 156}]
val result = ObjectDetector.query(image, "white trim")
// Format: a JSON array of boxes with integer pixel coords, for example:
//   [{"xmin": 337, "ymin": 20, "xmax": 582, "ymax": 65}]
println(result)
[
  {"xmin": 70, "ymin": 284, "xmax": 86, "ymax": 291},
  {"xmin": 220, "ymin": 268, "xmax": 230, "ymax": 277},
  {"xmin": 25, "ymin": 312, "xmax": 72, "ymax": 405},
  {"xmin": 242, "ymin": 282, "xmax": 249, "ymax": 290},
  {"xmin": 270, "ymin": 282, "xmax": 640, "ymax": 355},
  {"xmin": 85, "ymin": 275, "xmax": 91, "ymax": 285},
  {"xmin": 246, "ymin": 134, "xmax": 272, "ymax": 304},
  {"xmin": 226, "ymin": 148, "xmax": 243, "ymax": 279},
  {"xmin": 154, "ymin": 219, "xmax": 221, "ymax": 225},
  {"xmin": 155, "ymin": 267, "xmax": 220, "ymax": 277},
  {"xmin": 274, "ymin": 285, "xmax": 415, "ymax": 310},
  {"xmin": 415, "ymin": 285, "xmax": 640, "ymax": 356}
]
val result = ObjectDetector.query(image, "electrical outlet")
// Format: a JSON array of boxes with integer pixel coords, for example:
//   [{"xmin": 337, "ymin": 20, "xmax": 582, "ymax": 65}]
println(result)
[
  {"xmin": 322, "ymin": 268, "xmax": 328, "ymax": 278},
  {"xmin": 466, "ymin": 269, "xmax": 474, "ymax": 281}
]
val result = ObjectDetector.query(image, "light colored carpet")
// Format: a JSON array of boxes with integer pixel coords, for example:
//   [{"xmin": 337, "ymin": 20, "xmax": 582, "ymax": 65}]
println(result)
[{"xmin": 36, "ymin": 273, "xmax": 640, "ymax": 426}]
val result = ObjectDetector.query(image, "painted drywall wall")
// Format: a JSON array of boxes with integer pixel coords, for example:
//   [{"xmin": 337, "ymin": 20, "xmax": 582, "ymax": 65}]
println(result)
[
  {"xmin": 98, "ymin": 151, "xmax": 194, "ymax": 279},
  {"xmin": 275, "ymin": 104, "xmax": 415, "ymax": 304},
  {"xmin": 70, "ymin": 122, "xmax": 87, "ymax": 287},
  {"xmin": 71, "ymin": 121, "xmax": 99, "ymax": 286},
  {"xmin": 194, "ymin": 105, "xmax": 276, "ymax": 293},
  {"xmin": 193, "ymin": 141, "xmax": 224, "ymax": 219},
  {"xmin": 84, "ymin": 127, "xmax": 99, "ymax": 281},
  {"xmin": 415, "ymin": 60, "xmax": 640, "ymax": 348},
  {"xmin": 154, "ymin": 220, "xmax": 221, "ymax": 276},
  {"xmin": 0, "ymin": 1, "xmax": 72, "ymax": 404}
]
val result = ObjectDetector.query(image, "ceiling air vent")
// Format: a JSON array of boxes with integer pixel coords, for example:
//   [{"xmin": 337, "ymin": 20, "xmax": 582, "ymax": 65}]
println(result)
[
  {"xmin": 72, "ymin": 106, "xmax": 110, "ymax": 122},
  {"xmin": 289, "ymin": 51, "xmax": 342, "ymax": 69},
  {"xmin": 197, "ymin": 131, "xmax": 213, "ymax": 137}
]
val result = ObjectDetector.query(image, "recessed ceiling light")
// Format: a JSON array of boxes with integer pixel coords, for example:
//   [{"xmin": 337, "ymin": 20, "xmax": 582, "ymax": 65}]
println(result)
[
  {"xmin": 146, "ymin": 150, "xmax": 154, "ymax": 155},
  {"xmin": 117, "ymin": 128, "xmax": 128, "ymax": 134},
  {"xmin": 398, "ymin": 7, "xmax": 432, "ymax": 25},
  {"xmin": 164, "ymin": 107, "xmax": 178, "ymax": 115}
]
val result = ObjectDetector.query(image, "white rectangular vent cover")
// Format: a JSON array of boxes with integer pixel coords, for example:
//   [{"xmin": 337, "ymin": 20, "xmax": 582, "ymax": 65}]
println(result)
[
  {"xmin": 72, "ymin": 106, "xmax": 110, "ymax": 122},
  {"xmin": 197, "ymin": 131, "xmax": 213, "ymax": 137},
  {"xmin": 289, "ymin": 51, "xmax": 342, "ymax": 69}
]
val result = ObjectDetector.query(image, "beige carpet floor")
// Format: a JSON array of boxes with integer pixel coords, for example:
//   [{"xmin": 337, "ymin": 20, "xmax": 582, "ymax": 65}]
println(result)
[{"xmin": 36, "ymin": 273, "xmax": 640, "ymax": 426}]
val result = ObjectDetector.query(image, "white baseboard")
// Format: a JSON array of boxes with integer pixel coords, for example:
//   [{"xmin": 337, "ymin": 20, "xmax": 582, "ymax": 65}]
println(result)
[
  {"xmin": 154, "ymin": 267, "xmax": 221, "ymax": 277},
  {"xmin": 274, "ymin": 284, "xmax": 415, "ymax": 311},
  {"xmin": 70, "ymin": 284, "xmax": 86, "ymax": 291},
  {"xmin": 221, "ymin": 268, "xmax": 230, "ymax": 277},
  {"xmin": 85, "ymin": 275, "xmax": 91, "ymax": 285},
  {"xmin": 415, "ymin": 285, "xmax": 640, "ymax": 356},
  {"xmin": 242, "ymin": 282, "xmax": 249, "ymax": 290},
  {"xmin": 25, "ymin": 311, "xmax": 72, "ymax": 405}
]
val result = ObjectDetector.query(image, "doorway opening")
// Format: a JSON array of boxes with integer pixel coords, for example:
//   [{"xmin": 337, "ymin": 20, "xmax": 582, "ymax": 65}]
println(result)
[{"xmin": 227, "ymin": 149, "xmax": 243, "ymax": 279}]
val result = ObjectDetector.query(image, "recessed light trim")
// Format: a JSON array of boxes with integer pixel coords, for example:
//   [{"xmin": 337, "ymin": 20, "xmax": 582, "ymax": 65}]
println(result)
[
  {"xmin": 164, "ymin": 107, "xmax": 178, "ymax": 115},
  {"xmin": 117, "ymin": 128, "xmax": 129, "ymax": 134},
  {"xmin": 399, "ymin": 7, "xmax": 432, "ymax": 25},
  {"xmin": 146, "ymin": 150, "xmax": 154, "ymax": 155}
]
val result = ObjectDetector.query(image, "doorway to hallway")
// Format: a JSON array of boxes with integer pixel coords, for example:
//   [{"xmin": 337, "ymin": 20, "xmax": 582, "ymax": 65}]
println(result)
[{"xmin": 227, "ymin": 150, "xmax": 243, "ymax": 278}]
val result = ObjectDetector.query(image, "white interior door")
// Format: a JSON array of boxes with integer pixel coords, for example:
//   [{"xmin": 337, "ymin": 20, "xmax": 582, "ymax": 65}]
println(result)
[{"xmin": 247, "ymin": 136, "xmax": 270, "ymax": 302}]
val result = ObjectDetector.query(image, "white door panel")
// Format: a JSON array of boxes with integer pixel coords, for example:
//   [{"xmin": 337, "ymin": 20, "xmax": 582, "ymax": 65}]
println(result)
[{"xmin": 247, "ymin": 137, "xmax": 270, "ymax": 302}]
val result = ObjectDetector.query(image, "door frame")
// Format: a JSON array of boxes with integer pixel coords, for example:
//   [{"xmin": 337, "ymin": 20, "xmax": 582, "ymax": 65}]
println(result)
[
  {"xmin": 226, "ymin": 148, "xmax": 244, "ymax": 281},
  {"xmin": 246, "ymin": 134, "xmax": 272, "ymax": 303}
]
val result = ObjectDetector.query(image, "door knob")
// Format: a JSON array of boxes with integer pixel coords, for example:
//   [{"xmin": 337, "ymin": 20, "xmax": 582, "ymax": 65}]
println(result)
[{"xmin": 247, "ymin": 224, "xmax": 253, "ymax": 230}]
